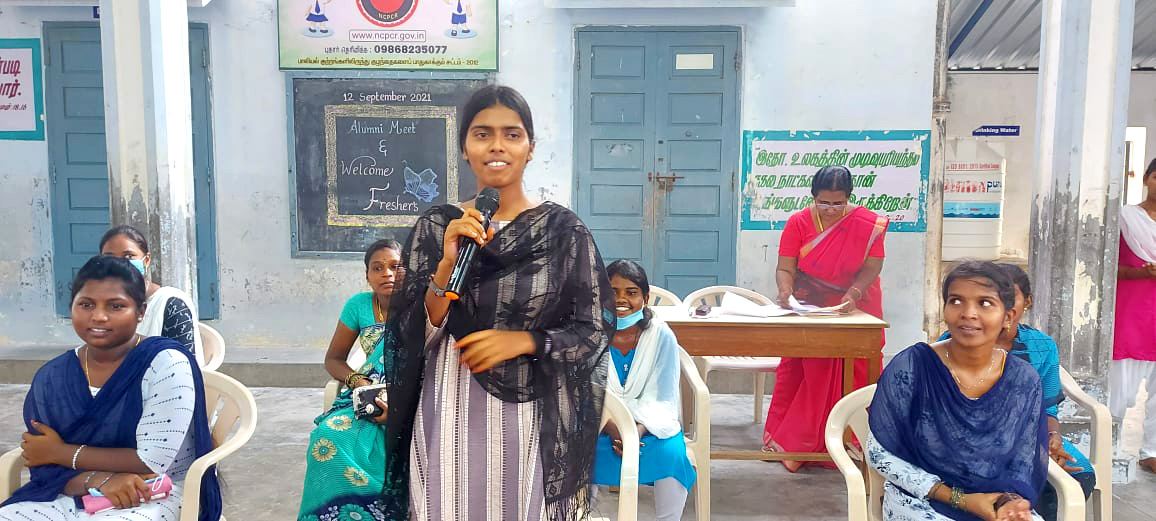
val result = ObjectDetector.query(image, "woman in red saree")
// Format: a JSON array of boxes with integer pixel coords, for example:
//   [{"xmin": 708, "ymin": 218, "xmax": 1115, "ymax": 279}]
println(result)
[{"xmin": 763, "ymin": 165, "xmax": 887, "ymax": 472}]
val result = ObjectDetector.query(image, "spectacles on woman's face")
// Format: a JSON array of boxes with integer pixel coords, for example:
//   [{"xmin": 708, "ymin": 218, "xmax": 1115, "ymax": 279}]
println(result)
[{"xmin": 814, "ymin": 201, "xmax": 848, "ymax": 210}]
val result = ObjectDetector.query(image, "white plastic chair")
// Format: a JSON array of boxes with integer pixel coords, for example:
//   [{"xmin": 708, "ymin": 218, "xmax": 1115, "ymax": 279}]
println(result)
[
  {"xmin": 1059, "ymin": 366, "xmax": 1112, "ymax": 521},
  {"xmin": 322, "ymin": 380, "xmax": 341, "ymax": 411},
  {"xmin": 0, "ymin": 370, "xmax": 257, "ymax": 521},
  {"xmin": 591, "ymin": 392, "xmax": 640, "ymax": 521},
  {"xmin": 678, "ymin": 346, "xmax": 711, "ymax": 521},
  {"xmin": 824, "ymin": 384, "xmax": 1086, "ymax": 521},
  {"xmin": 682, "ymin": 285, "xmax": 781, "ymax": 423},
  {"xmin": 198, "ymin": 322, "xmax": 226, "ymax": 372},
  {"xmin": 647, "ymin": 286, "xmax": 682, "ymax": 307}
]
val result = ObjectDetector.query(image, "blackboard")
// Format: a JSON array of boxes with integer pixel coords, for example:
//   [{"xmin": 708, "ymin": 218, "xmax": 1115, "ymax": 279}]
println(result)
[{"xmin": 291, "ymin": 77, "xmax": 487, "ymax": 255}]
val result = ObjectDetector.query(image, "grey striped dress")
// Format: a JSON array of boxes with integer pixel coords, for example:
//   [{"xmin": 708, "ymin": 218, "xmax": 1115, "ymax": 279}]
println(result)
[
  {"xmin": 409, "ymin": 220, "xmax": 548, "ymax": 521},
  {"xmin": 410, "ymin": 315, "xmax": 547, "ymax": 521}
]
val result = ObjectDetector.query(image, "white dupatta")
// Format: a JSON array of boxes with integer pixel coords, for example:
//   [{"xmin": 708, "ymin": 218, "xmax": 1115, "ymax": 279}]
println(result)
[
  {"xmin": 606, "ymin": 317, "xmax": 683, "ymax": 439},
  {"xmin": 1120, "ymin": 205, "xmax": 1156, "ymax": 263},
  {"xmin": 138, "ymin": 285, "xmax": 204, "ymax": 367}
]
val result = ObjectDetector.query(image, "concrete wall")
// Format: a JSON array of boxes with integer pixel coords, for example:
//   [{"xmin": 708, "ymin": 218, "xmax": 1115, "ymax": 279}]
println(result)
[
  {"xmin": 0, "ymin": 0, "xmax": 935, "ymax": 352},
  {"xmin": 945, "ymin": 71, "xmax": 1156, "ymax": 258}
]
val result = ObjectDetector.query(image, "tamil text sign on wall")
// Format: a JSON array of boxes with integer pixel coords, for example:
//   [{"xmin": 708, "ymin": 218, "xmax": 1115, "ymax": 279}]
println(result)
[
  {"xmin": 278, "ymin": 0, "xmax": 497, "ymax": 70},
  {"xmin": 741, "ymin": 130, "xmax": 930, "ymax": 232},
  {"xmin": 0, "ymin": 39, "xmax": 44, "ymax": 141}
]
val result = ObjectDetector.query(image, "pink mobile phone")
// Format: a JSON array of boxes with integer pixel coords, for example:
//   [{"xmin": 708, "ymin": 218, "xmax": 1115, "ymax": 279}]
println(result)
[{"xmin": 82, "ymin": 474, "xmax": 171, "ymax": 515}]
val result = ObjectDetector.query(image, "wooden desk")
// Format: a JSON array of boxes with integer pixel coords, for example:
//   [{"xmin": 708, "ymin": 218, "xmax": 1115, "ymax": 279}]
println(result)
[{"xmin": 653, "ymin": 306, "xmax": 889, "ymax": 462}]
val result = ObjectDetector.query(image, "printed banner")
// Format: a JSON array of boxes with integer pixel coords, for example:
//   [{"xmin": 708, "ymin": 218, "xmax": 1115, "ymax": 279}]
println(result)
[
  {"xmin": 741, "ymin": 130, "xmax": 930, "ymax": 232},
  {"xmin": 278, "ymin": 0, "xmax": 497, "ymax": 70},
  {"xmin": 0, "ymin": 39, "xmax": 44, "ymax": 141}
]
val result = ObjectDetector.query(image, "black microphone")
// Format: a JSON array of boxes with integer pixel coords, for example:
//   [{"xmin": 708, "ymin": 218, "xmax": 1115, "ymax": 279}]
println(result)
[{"xmin": 445, "ymin": 187, "xmax": 501, "ymax": 300}]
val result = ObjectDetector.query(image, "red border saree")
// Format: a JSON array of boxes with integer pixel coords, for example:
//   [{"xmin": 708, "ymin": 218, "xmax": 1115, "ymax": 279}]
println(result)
[{"xmin": 762, "ymin": 205, "xmax": 887, "ymax": 470}]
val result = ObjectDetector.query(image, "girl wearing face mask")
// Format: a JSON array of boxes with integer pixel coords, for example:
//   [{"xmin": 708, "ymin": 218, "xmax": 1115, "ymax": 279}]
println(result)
[
  {"xmin": 591, "ymin": 260, "xmax": 696, "ymax": 521},
  {"xmin": 99, "ymin": 225, "xmax": 203, "ymax": 367}
]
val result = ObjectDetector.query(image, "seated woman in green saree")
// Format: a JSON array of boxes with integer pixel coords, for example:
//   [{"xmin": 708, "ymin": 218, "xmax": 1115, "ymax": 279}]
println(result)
[{"xmin": 297, "ymin": 239, "xmax": 404, "ymax": 521}]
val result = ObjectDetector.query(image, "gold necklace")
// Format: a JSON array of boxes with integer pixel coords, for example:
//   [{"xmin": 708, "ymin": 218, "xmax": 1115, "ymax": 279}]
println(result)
[
  {"xmin": 84, "ymin": 334, "xmax": 141, "ymax": 387},
  {"xmin": 944, "ymin": 347, "xmax": 1005, "ymax": 391},
  {"xmin": 814, "ymin": 205, "xmax": 849, "ymax": 233},
  {"xmin": 373, "ymin": 296, "xmax": 388, "ymax": 324}
]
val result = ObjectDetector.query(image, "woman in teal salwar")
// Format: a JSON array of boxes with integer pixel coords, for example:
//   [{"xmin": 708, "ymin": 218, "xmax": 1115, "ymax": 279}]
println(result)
[{"xmin": 298, "ymin": 240, "xmax": 404, "ymax": 521}]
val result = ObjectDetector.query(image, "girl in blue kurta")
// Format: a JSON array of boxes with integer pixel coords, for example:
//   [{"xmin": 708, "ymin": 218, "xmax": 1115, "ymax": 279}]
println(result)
[
  {"xmin": 938, "ymin": 263, "xmax": 1095, "ymax": 521},
  {"xmin": 593, "ymin": 260, "xmax": 695, "ymax": 521}
]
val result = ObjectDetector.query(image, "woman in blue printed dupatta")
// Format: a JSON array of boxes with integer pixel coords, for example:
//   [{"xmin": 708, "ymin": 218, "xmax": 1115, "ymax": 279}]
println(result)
[
  {"xmin": 0, "ymin": 255, "xmax": 221, "ymax": 521},
  {"xmin": 298, "ymin": 239, "xmax": 404, "ymax": 521},
  {"xmin": 592, "ymin": 260, "xmax": 695, "ymax": 521},
  {"xmin": 868, "ymin": 261, "xmax": 1048, "ymax": 521},
  {"xmin": 938, "ymin": 263, "xmax": 1095, "ymax": 521}
]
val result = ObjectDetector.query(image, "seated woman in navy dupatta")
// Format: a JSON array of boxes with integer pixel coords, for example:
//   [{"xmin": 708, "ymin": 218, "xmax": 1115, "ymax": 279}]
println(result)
[
  {"xmin": 937, "ymin": 263, "xmax": 1095, "ymax": 521},
  {"xmin": 0, "ymin": 255, "xmax": 221, "ymax": 521},
  {"xmin": 868, "ymin": 261, "xmax": 1048, "ymax": 521}
]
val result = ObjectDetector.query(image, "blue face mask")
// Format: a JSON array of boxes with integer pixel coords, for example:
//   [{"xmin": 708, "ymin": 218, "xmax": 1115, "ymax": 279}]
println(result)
[
  {"xmin": 128, "ymin": 258, "xmax": 146, "ymax": 276},
  {"xmin": 616, "ymin": 309, "xmax": 644, "ymax": 330}
]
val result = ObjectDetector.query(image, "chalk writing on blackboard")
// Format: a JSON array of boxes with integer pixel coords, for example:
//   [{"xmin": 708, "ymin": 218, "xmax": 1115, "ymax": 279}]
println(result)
[{"xmin": 324, "ymin": 104, "xmax": 459, "ymax": 227}]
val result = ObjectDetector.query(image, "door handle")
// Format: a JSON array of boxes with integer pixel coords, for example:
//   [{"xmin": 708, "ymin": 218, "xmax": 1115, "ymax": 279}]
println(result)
[{"xmin": 647, "ymin": 173, "xmax": 685, "ymax": 182}]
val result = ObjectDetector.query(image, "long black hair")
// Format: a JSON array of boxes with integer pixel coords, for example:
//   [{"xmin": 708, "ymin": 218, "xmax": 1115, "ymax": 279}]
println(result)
[
  {"xmin": 942, "ymin": 260, "xmax": 1016, "ymax": 311},
  {"xmin": 71, "ymin": 254, "xmax": 147, "ymax": 309},
  {"xmin": 811, "ymin": 165, "xmax": 854, "ymax": 197},
  {"xmin": 605, "ymin": 259, "xmax": 654, "ymax": 330},
  {"xmin": 458, "ymin": 85, "xmax": 536, "ymax": 151},
  {"xmin": 99, "ymin": 224, "xmax": 149, "ymax": 254},
  {"xmin": 1145, "ymin": 157, "xmax": 1156, "ymax": 181}
]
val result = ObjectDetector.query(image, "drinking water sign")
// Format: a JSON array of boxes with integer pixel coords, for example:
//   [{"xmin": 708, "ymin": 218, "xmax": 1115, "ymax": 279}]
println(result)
[{"xmin": 740, "ymin": 130, "xmax": 930, "ymax": 232}]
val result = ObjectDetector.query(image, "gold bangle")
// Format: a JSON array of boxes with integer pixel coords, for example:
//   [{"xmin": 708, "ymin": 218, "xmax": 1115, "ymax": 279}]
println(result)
[
  {"xmin": 850, "ymin": 287, "xmax": 863, "ymax": 300},
  {"xmin": 345, "ymin": 372, "xmax": 368, "ymax": 388}
]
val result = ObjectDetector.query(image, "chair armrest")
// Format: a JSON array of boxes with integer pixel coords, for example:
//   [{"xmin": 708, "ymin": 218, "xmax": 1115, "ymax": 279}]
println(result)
[
  {"xmin": 323, "ymin": 380, "xmax": 341, "ymax": 411},
  {"xmin": 1058, "ymin": 367, "xmax": 1112, "ymax": 472},
  {"xmin": 678, "ymin": 348, "xmax": 711, "ymax": 448},
  {"xmin": 599, "ymin": 392, "xmax": 639, "ymax": 521},
  {"xmin": 179, "ymin": 397, "xmax": 258, "ymax": 521},
  {"xmin": 0, "ymin": 447, "xmax": 25, "ymax": 502},
  {"xmin": 1046, "ymin": 460, "xmax": 1085, "ymax": 521},
  {"xmin": 824, "ymin": 418, "xmax": 869, "ymax": 521}
]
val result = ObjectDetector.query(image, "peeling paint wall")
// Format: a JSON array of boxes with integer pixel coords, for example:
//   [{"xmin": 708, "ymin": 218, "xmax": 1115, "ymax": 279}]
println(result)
[{"xmin": 0, "ymin": 0, "xmax": 935, "ymax": 351}]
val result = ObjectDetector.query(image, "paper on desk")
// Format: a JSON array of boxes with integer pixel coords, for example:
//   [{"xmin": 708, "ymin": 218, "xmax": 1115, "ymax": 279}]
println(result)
[{"xmin": 716, "ymin": 292, "xmax": 845, "ymax": 318}]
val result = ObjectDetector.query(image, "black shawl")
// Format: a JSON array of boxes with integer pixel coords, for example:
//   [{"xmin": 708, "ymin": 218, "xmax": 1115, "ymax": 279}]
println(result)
[{"xmin": 383, "ymin": 202, "xmax": 614, "ymax": 520}]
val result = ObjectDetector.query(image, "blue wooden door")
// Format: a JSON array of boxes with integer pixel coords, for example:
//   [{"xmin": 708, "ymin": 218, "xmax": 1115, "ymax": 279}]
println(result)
[
  {"xmin": 575, "ymin": 29, "xmax": 739, "ymax": 297},
  {"xmin": 45, "ymin": 23, "xmax": 217, "ymax": 316},
  {"xmin": 653, "ymin": 31, "xmax": 739, "ymax": 296},
  {"xmin": 574, "ymin": 31, "xmax": 657, "ymax": 274},
  {"xmin": 45, "ymin": 24, "xmax": 109, "ymax": 315},
  {"xmin": 188, "ymin": 24, "xmax": 219, "ymax": 318}
]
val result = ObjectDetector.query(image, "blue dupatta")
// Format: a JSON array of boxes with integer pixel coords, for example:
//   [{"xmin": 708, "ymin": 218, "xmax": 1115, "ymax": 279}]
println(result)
[
  {"xmin": 1, "ymin": 337, "xmax": 222, "ymax": 521},
  {"xmin": 938, "ymin": 325, "xmax": 1065, "ymax": 416},
  {"xmin": 869, "ymin": 343, "xmax": 1049, "ymax": 521}
]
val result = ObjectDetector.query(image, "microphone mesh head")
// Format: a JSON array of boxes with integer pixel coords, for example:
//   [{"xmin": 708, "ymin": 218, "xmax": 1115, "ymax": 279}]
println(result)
[{"xmin": 476, "ymin": 187, "xmax": 501, "ymax": 216}]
